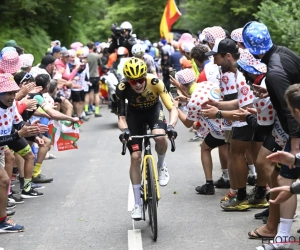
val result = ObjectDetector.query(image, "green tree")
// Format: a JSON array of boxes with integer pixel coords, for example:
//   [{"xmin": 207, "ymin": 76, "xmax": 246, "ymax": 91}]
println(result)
[
  {"xmin": 176, "ymin": 0, "xmax": 262, "ymax": 33},
  {"xmin": 95, "ymin": 0, "xmax": 167, "ymax": 42},
  {"xmin": 254, "ymin": 0, "xmax": 300, "ymax": 54}
]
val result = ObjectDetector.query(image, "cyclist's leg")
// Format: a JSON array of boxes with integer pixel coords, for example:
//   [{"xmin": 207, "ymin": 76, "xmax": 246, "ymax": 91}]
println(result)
[
  {"xmin": 147, "ymin": 102, "xmax": 169, "ymax": 185},
  {"xmin": 148, "ymin": 102, "xmax": 167, "ymax": 169},
  {"xmin": 126, "ymin": 109, "xmax": 144, "ymax": 217}
]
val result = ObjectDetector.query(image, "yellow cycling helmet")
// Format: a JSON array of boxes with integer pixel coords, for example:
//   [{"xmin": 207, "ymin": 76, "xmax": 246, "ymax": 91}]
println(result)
[{"xmin": 123, "ymin": 57, "xmax": 147, "ymax": 80}]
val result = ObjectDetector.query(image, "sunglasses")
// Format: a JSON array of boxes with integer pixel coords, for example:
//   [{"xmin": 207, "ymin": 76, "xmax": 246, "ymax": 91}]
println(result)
[
  {"xmin": 127, "ymin": 78, "xmax": 145, "ymax": 86},
  {"xmin": 20, "ymin": 72, "xmax": 32, "ymax": 84}
]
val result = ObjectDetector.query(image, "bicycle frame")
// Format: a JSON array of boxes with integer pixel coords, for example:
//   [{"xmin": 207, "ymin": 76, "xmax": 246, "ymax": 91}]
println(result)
[
  {"xmin": 121, "ymin": 128, "xmax": 175, "ymax": 202},
  {"xmin": 142, "ymin": 137, "xmax": 161, "ymax": 201}
]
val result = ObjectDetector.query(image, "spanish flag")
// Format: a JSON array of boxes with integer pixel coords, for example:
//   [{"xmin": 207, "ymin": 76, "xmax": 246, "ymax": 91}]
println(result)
[{"xmin": 160, "ymin": 0, "xmax": 181, "ymax": 39}]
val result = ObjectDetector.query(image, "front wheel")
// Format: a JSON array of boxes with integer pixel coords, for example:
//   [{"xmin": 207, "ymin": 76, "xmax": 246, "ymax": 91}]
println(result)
[{"xmin": 146, "ymin": 158, "xmax": 158, "ymax": 241}]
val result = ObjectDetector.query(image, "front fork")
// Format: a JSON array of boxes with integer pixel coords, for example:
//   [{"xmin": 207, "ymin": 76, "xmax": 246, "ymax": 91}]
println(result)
[{"xmin": 142, "ymin": 155, "xmax": 161, "ymax": 202}]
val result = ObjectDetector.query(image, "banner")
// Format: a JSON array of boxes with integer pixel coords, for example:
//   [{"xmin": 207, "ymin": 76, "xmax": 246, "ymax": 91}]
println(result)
[
  {"xmin": 48, "ymin": 120, "xmax": 82, "ymax": 151},
  {"xmin": 160, "ymin": 0, "xmax": 181, "ymax": 38}
]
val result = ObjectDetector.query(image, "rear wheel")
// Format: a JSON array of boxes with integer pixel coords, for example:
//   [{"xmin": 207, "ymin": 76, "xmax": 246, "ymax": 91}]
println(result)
[{"xmin": 146, "ymin": 158, "xmax": 158, "ymax": 241}]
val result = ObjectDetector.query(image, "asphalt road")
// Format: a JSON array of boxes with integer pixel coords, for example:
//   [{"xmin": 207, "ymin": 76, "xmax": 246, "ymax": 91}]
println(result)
[{"xmin": 2, "ymin": 105, "xmax": 300, "ymax": 250}]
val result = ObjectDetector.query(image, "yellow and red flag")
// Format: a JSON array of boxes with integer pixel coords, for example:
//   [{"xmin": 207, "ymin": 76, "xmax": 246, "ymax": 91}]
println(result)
[{"xmin": 160, "ymin": 0, "xmax": 181, "ymax": 38}]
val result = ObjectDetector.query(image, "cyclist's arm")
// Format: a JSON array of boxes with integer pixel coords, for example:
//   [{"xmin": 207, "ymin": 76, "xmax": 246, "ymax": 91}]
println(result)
[
  {"xmin": 118, "ymin": 116, "xmax": 128, "ymax": 131},
  {"xmin": 116, "ymin": 82, "xmax": 128, "ymax": 130},
  {"xmin": 156, "ymin": 79, "xmax": 178, "ymax": 127}
]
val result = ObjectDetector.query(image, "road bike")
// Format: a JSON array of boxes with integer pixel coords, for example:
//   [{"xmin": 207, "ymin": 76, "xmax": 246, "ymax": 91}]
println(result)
[{"xmin": 121, "ymin": 124, "xmax": 175, "ymax": 241}]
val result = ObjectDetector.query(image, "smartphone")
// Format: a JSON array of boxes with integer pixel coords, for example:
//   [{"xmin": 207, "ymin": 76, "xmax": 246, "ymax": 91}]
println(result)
[
  {"xmin": 246, "ymin": 80, "xmax": 255, "ymax": 91},
  {"xmin": 170, "ymin": 70, "xmax": 176, "ymax": 78},
  {"xmin": 169, "ymin": 86, "xmax": 178, "ymax": 99}
]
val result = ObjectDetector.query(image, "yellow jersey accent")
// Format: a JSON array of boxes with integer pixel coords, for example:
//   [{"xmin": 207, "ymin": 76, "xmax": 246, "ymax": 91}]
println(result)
[{"xmin": 116, "ymin": 74, "xmax": 174, "ymax": 113}]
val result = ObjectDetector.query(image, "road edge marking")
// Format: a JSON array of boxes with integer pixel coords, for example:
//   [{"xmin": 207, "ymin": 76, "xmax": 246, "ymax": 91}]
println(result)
[{"xmin": 128, "ymin": 229, "xmax": 143, "ymax": 250}]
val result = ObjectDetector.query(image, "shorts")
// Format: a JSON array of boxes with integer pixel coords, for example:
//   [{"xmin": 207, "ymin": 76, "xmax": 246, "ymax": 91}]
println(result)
[
  {"xmin": 204, "ymin": 132, "xmax": 226, "ymax": 149},
  {"xmin": 71, "ymin": 90, "xmax": 85, "ymax": 102},
  {"xmin": 263, "ymin": 135, "xmax": 283, "ymax": 153},
  {"xmin": 88, "ymin": 77, "xmax": 100, "ymax": 93},
  {"xmin": 126, "ymin": 101, "xmax": 167, "ymax": 154},
  {"xmin": 279, "ymin": 139, "xmax": 300, "ymax": 179},
  {"xmin": 253, "ymin": 131, "xmax": 265, "ymax": 142},
  {"xmin": 231, "ymin": 125, "xmax": 254, "ymax": 142},
  {"xmin": 224, "ymin": 130, "xmax": 232, "ymax": 144},
  {"xmin": 7, "ymin": 138, "xmax": 31, "ymax": 157}
]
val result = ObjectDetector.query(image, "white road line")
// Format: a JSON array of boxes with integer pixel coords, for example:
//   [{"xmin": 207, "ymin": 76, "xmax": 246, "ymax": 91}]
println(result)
[
  {"xmin": 128, "ymin": 229, "xmax": 143, "ymax": 250},
  {"xmin": 128, "ymin": 182, "xmax": 135, "ymax": 211},
  {"xmin": 128, "ymin": 183, "xmax": 143, "ymax": 250}
]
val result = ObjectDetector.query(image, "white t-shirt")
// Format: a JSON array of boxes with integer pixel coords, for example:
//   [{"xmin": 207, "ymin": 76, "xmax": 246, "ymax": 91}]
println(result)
[
  {"xmin": 251, "ymin": 77, "xmax": 288, "ymax": 148},
  {"xmin": 186, "ymin": 81, "xmax": 224, "ymax": 139},
  {"xmin": 30, "ymin": 66, "xmax": 50, "ymax": 78},
  {"xmin": 43, "ymin": 93, "xmax": 55, "ymax": 107},
  {"xmin": 219, "ymin": 72, "xmax": 237, "ymax": 130},
  {"xmin": 220, "ymin": 72, "xmax": 237, "ymax": 96},
  {"xmin": 252, "ymin": 77, "xmax": 274, "ymax": 125},
  {"xmin": 0, "ymin": 101, "xmax": 23, "ymax": 156},
  {"xmin": 202, "ymin": 61, "xmax": 220, "ymax": 85},
  {"xmin": 233, "ymin": 71, "xmax": 254, "ymax": 127}
]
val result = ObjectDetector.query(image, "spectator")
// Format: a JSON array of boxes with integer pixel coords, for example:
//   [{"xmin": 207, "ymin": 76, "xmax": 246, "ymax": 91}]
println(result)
[
  {"xmin": 243, "ymin": 21, "xmax": 300, "ymax": 249},
  {"xmin": 169, "ymin": 42, "xmax": 182, "ymax": 72},
  {"xmin": 87, "ymin": 42, "xmax": 102, "ymax": 117},
  {"xmin": 19, "ymin": 54, "xmax": 34, "ymax": 73}
]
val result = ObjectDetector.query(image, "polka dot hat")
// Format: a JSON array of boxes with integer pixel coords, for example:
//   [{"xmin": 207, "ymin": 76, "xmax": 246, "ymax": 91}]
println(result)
[
  {"xmin": 0, "ymin": 51, "xmax": 22, "ymax": 74},
  {"xmin": 175, "ymin": 68, "xmax": 196, "ymax": 84},
  {"xmin": 204, "ymin": 26, "xmax": 226, "ymax": 44},
  {"xmin": 19, "ymin": 54, "xmax": 34, "ymax": 68},
  {"xmin": 231, "ymin": 28, "xmax": 243, "ymax": 42},
  {"xmin": 0, "ymin": 73, "xmax": 20, "ymax": 93},
  {"xmin": 237, "ymin": 49, "xmax": 267, "ymax": 75}
]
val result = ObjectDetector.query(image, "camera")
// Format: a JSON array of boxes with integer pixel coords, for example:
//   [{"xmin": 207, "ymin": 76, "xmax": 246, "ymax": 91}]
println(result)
[
  {"xmin": 114, "ymin": 27, "xmax": 123, "ymax": 38},
  {"xmin": 111, "ymin": 23, "xmax": 123, "ymax": 38},
  {"xmin": 169, "ymin": 69, "xmax": 176, "ymax": 78}
]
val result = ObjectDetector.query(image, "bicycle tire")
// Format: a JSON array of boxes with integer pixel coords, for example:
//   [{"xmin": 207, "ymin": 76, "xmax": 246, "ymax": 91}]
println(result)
[{"xmin": 146, "ymin": 158, "xmax": 158, "ymax": 241}]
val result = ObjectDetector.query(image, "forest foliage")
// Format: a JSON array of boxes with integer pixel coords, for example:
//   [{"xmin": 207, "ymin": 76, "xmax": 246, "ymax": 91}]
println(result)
[{"xmin": 0, "ymin": 0, "xmax": 299, "ymax": 62}]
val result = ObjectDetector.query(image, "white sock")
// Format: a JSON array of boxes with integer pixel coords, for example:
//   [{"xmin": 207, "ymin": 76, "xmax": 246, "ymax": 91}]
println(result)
[
  {"xmin": 157, "ymin": 154, "xmax": 165, "ymax": 169},
  {"xmin": 229, "ymin": 188, "xmax": 237, "ymax": 194},
  {"xmin": 248, "ymin": 164, "xmax": 257, "ymax": 176},
  {"xmin": 81, "ymin": 111, "xmax": 86, "ymax": 117},
  {"xmin": 271, "ymin": 218, "xmax": 293, "ymax": 248},
  {"xmin": 222, "ymin": 169, "xmax": 229, "ymax": 180},
  {"xmin": 133, "ymin": 184, "xmax": 142, "ymax": 206}
]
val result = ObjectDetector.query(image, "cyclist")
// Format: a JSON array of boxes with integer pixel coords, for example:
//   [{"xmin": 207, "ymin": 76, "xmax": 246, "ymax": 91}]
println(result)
[{"xmin": 117, "ymin": 58, "xmax": 178, "ymax": 219}]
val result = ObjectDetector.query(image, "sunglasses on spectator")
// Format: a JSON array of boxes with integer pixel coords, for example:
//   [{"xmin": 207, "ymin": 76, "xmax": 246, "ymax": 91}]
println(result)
[
  {"xmin": 20, "ymin": 72, "xmax": 32, "ymax": 84},
  {"xmin": 127, "ymin": 78, "xmax": 145, "ymax": 86}
]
